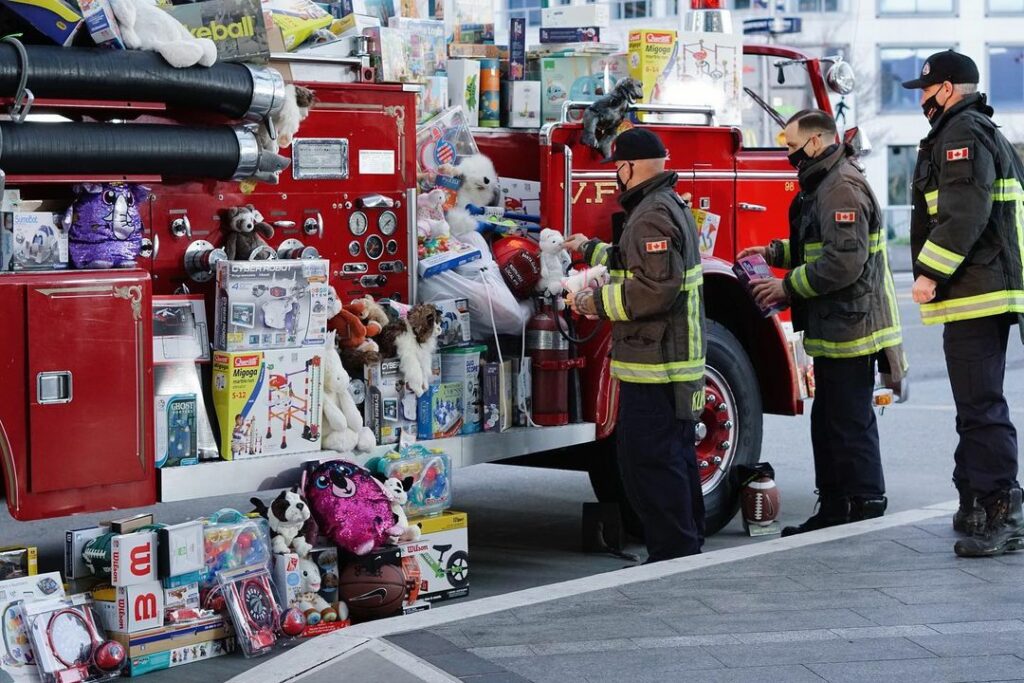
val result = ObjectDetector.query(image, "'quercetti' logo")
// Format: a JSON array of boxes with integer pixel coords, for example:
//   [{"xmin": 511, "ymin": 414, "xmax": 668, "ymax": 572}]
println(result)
[
  {"xmin": 646, "ymin": 32, "xmax": 674, "ymax": 44},
  {"xmin": 234, "ymin": 355, "xmax": 261, "ymax": 368}
]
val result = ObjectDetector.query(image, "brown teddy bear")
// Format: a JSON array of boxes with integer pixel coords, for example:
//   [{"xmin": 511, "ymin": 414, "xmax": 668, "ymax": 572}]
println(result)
[{"xmin": 222, "ymin": 205, "xmax": 275, "ymax": 260}]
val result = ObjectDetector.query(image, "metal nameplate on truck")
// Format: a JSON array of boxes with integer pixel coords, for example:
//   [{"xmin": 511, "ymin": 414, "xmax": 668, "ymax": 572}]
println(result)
[{"xmin": 292, "ymin": 138, "xmax": 349, "ymax": 180}]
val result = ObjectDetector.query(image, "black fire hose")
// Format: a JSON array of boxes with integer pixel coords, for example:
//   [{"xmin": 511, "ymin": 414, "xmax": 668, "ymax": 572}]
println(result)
[
  {"xmin": 0, "ymin": 121, "xmax": 289, "ymax": 183},
  {"xmin": 0, "ymin": 44, "xmax": 284, "ymax": 121}
]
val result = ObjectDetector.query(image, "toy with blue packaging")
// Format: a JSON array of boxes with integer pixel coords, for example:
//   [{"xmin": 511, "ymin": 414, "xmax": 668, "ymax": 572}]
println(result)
[
  {"xmin": 199, "ymin": 509, "xmax": 271, "ymax": 591},
  {"xmin": 416, "ymin": 106, "xmax": 479, "ymax": 188},
  {"xmin": 365, "ymin": 444, "xmax": 452, "ymax": 518}
]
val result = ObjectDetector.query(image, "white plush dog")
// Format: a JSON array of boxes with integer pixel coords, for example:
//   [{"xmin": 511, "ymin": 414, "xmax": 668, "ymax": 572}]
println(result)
[
  {"xmin": 377, "ymin": 304, "xmax": 442, "ymax": 397},
  {"xmin": 443, "ymin": 154, "xmax": 503, "ymax": 237},
  {"xmin": 322, "ymin": 330, "xmax": 376, "ymax": 453},
  {"xmin": 377, "ymin": 476, "xmax": 421, "ymax": 543},
  {"xmin": 538, "ymin": 228, "xmax": 571, "ymax": 296},
  {"xmin": 110, "ymin": 0, "xmax": 217, "ymax": 68},
  {"xmin": 251, "ymin": 488, "xmax": 314, "ymax": 557}
]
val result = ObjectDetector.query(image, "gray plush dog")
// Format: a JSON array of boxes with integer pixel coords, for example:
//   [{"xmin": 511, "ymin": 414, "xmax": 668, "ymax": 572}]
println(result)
[{"xmin": 580, "ymin": 78, "xmax": 645, "ymax": 160}]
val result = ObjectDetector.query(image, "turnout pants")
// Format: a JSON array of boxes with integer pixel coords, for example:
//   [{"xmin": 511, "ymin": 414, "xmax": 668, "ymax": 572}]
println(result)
[
  {"xmin": 943, "ymin": 314, "xmax": 1019, "ymax": 497},
  {"xmin": 616, "ymin": 382, "xmax": 704, "ymax": 561},
  {"xmin": 810, "ymin": 355, "xmax": 885, "ymax": 498}
]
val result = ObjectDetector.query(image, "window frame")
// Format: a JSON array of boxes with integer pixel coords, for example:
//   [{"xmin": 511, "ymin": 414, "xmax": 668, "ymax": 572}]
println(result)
[
  {"xmin": 876, "ymin": 0, "xmax": 958, "ymax": 17},
  {"xmin": 987, "ymin": 42, "xmax": 1024, "ymax": 111},
  {"xmin": 877, "ymin": 44, "xmax": 955, "ymax": 114},
  {"xmin": 987, "ymin": 0, "xmax": 1024, "ymax": 15},
  {"xmin": 886, "ymin": 144, "xmax": 919, "ymax": 206}
]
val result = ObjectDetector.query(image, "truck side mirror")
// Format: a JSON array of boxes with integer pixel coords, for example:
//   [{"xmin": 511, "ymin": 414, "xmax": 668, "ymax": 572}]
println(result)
[{"xmin": 826, "ymin": 61, "xmax": 855, "ymax": 95}]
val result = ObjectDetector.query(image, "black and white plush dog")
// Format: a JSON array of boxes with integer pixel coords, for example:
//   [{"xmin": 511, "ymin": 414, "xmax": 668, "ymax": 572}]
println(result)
[
  {"xmin": 581, "ymin": 78, "xmax": 645, "ymax": 160},
  {"xmin": 251, "ymin": 488, "xmax": 316, "ymax": 557}
]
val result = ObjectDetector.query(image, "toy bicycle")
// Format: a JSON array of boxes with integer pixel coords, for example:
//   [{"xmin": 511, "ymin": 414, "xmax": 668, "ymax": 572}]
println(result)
[{"xmin": 420, "ymin": 543, "xmax": 468, "ymax": 590}]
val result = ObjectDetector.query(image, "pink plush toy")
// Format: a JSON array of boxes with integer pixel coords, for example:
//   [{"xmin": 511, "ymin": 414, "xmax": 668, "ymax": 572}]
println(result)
[{"xmin": 303, "ymin": 460, "xmax": 397, "ymax": 556}]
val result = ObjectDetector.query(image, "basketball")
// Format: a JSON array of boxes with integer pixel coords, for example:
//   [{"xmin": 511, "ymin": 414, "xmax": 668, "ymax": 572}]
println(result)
[{"xmin": 338, "ymin": 562, "xmax": 405, "ymax": 621}]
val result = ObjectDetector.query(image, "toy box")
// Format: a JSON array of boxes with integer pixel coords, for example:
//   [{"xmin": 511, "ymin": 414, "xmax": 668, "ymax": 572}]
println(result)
[
  {"xmin": 20, "ymin": 594, "xmax": 119, "ymax": 683},
  {"xmin": 502, "ymin": 80, "xmax": 541, "ymax": 128},
  {"xmin": 512, "ymin": 356, "xmax": 531, "ymax": 426},
  {"xmin": 198, "ymin": 510, "xmax": 271, "ymax": 589},
  {"xmin": 542, "ymin": 3, "xmax": 608, "ymax": 28},
  {"xmin": 263, "ymin": 0, "xmax": 333, "ymax": 49},
  {"xmin": 417, "ymin": 244, "xmax": 481, "ymax": 278},
  {"xmin": 733, "ymin": 254, "xmax": 785, "ymax": 317},
  {"xmin": 93, "ymin": 581, "xmax": 164, "ymax": 633},
  {"xmin": 0, "ymin": 546, "xmax": 37, "ymax": 579},
  {"xmin": 155, "ymin": 394, "xmax": 197, "ymax": 468},
  {"xmin": 500, "ymin": 177, "xmax": 540, "ymax": 216},
  {"xmin": 479, "ymin": 57, "xmax": 500, "ymax": 128},
  {"xmin": 214, "ymin": 258, "xmax": 330, "ymax": 352},
  {"xmin": 10, "ymin": 212, "xmax": 68, "ymax": 271},
  {"xmin": 417, "ymin": 381, "xmax": 463, "ymax": 439},
  {"xmin": 365, "ymin": 357, "xmax": 419, "ymax": 445},
  {"xmin": 415, "ymin": 106, "xmax": 479, "ymax": 181},
  {"xmin": 363, "ymin": 26, "xmax": 411, "ymax": 82},
  {"xmin": 309, "ymin": 546, "xmax": 340, "ymax": 606},
  {"xmin": 628, "ymin": 28, "xmax": 677, "ymax": 112},
  {"xmin": 112, "ymin": 616, "xmax": 232, "ymax": 677},
  {"xmin": 388, "ymin": 17, "xmax": 445, "ymax": 80},
  {"xmin": 0, "ymin": 190, "xmax": 21, "ymax": 271},
  {"xmin": 382, "ymin": 444, "xmax": 452, "ymax": 516},
  {"xmin": 157, "ymin": 521, "xmax": 204, "ymax": 584},
  {"xmin": 482, "ymin": 360, "xmax": 511, "ymax": 433},
  {"xmin": 2, "ymin": 0, "xmax": 83, "ymax": 46},
  {"xmin": 399, "ymin": 511, "xmax": 468, "ymax": 603},
  {"xmin": 64, "ymin": 525, "xmax": 110, "ymax": 581},
  {"xmin": 164, "ymin": 0, "xmax": 269, "ymax": 62},
  {"xmin": 212, "ymin": 347, "xmax": 325, "ymax": 460},
  {"xmin": 416, "ymin": 74, "xmax": 449, "ymax": 124},
  {"xmin": 152, "ymin": 295, "xmax": 211, "ymax": 364},
  {"xmin": 540, "ymin": 55, "xmax": 599, "ymax": 123},
  {"xmin": 111, "ymin": 531, "xmax": 158, "ymax": 587},
  {"xmin": 127, "ymin": 637, "xmax": 234, "ymax": 677},
  {"xmin": 0, "ymin": 572, "xmax": 64, "ymax": 682},
  {"xmin": 437, "ymin": 0, "xmax": 492, "ymax": 44},
  {"xmin": 672, "ymin": 30, "xmax": 742, "ymax": 126},
  {"xmin": 540, "ymin": 26, "xmax": 600, "ymax": 44},
  {"xmin": 442, "ymin": 345, "xmax": 484, "ymax": 434},
  {"xmin": 447, "ymin": 60, "xmax": 480, "ymax": 127},
  {"xmin": 415, "ymin": 353, "xmax": 442, "ymax": 439},
  {"xmin": 162, "ymin": 583, "xmax": 200, "ymax": 612},
  {"xmin": 423, "ymin": 297, "xmax": 470, "ymax": 348},
  {"xmin": 77, "ymin": 0, "xmax": 123, "ymax": 48},
  {"xmin": 508, "ymin": 16, "xmax": 524, "ymax": 80},
  {"xmin": 271, "ymin": 553, "xmax": 349, "ymax": 637}
]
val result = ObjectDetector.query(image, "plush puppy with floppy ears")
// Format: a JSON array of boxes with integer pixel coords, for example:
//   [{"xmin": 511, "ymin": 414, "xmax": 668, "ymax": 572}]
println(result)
[
  {"xmin": 376, "ymin": 303, "xmax": 441, "ymax": 397},
  {"xmin": 251, "ymin": 488, "xmax": 317, "ymax": 557},
  {"xmin": 581, "ymin": 78, "xmax": 644, "ymax": 160},
  {"xmin": 443, "ymin": 154, "xmax": 503, "ymax": 237}
]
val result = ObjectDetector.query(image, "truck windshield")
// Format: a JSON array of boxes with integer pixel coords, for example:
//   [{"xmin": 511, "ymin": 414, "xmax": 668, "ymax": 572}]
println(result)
[{"xmin": 742, "ymin": 52, "xmax": 819, "ymax": 149}]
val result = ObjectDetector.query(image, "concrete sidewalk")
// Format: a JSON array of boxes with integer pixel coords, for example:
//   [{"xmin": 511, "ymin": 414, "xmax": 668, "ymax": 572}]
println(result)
[{"xmin": 236, "ymin": 501, "xmax": 1024, "ymax": 683}]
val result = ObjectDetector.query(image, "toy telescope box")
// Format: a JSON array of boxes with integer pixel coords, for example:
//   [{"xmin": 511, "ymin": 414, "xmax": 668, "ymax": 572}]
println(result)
[
  {"xmin": 163, "ymin": 0, "xmax": 270, "ymax": 63},
  {"xmin": 213, "ymin": 347, "xmax": 325, "ymax": 459},
  {"xmin": 214, "ymin": 259, "xmax": 330, "ymax": 352}
]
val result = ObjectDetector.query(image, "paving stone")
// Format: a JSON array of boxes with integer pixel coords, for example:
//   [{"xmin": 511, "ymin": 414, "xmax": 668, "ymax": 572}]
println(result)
[
  {"xmin": 791, "ymin": 568, "xmax": 982, "ymax": 590},
  {"xmin": 419, "ymin": 650, "xmax": 510, "ymax": 677},
  {"xmin": 731, "ymin": 629, "xmax": 837, "ymax": 644},
  {"xmin": 428, "ymin": 627, "xmax": 476, "ymax": 649},
  {"xmin": 528, "ymin": 639, "xmax": 635, "ymax": 655},
  {"xmin": 909, "ymin": 631, "xmax": 1024, "ymax": 658},
  {"xmin": 893, "ymin": 536, "xmax": 959, "ymax": 553},
  {"xmin": 664, "ymin": 607, "xmax": 876, "ymax": 635},
  {"xmin": 853, "ymin": 602, "xmax": 1024, "ymax": 626},
  {"xmin": 960, "ymin": 561, "xmax": 1024, "ymax": 583},
  {"xmin": 927, "ymin": 620, "xmax": 1024, "ymax": 634},
  {"xmin": 829, "ymin": 625, "xmax": 939, "ymax": 640},
  {"xmin": 492, "ymin": 646, "xmax": 722, "ymax": 682},
  {"xmin": 621, "ymin": 575, "xmax": 809, "ymax": 595},
  {"xmin": 807, "ymin": 540, "xmax": 965, "ymax": 572},
  {"xmin": 710, "ymin": 636, "xmax": 934, "ymax": 668},
  {"xmin": 455, "ymin": 612, "xmax": 678, "ymax": 647},
  {"xmin": 458, "ymin": 673, "xmax": 533, "ymax": 683},
  {"xmin": 699, "ymin": 588, "xmax": 899, "ymax": 614},
  {"xmin": 584, "ymin": 664, "xmax": 827, "ymax": 683},
  {"xmin": 511, "ymin": 594, "xmax": 713, "ymax": 622},
  {"xmin": 390, "ymin": 631, "xmax": 462, "ymax": 656},
  {"xmin": 632, "ymin": 634, "xmax": 739, "ymax": 648},
  {"xmin": 880, "ymin": 584, "xmax": 1024, "ymax": 606},
  {"xmin": 467, "ymin": 646, "xmax": 537, "ymax": 660},
  {"xmin": 807, "ymin": 654, "xmax": 1024, "ymax": 683},
  {"xmin": 298, "ymin": 649, "xmax": 432, "ymax": 683}
]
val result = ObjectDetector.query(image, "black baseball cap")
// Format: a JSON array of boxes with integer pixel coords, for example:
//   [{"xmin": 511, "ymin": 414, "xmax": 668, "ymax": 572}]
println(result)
[
  {"xmin": 902, "ymin": 49, "xmax": 979, "ymax": 89},
  {"xmin": 602, "ymin": 128, "xmax": 668, "ymax": 164}
]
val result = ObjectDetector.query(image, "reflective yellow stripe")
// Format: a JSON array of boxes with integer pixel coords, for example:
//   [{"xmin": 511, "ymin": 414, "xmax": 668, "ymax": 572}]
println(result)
[
  {"xmin": 880, "ymin": 236, "xmax": 902, "ymax": 342},
  {"xmin": 590, "ymin": 242, "xmax": 609, "ymax": 267},
  {"xmin": 687, "ymin": 287, "xmax": 700, "ymax": 360},
  {"xmin": 803, "ymin": 326, "xmax": 903, "ymax": 358},
  {"xmin": 803, "ymin": 234, "xmax": 883, "ymax": 264},
  {"xmin": 920, "ymin": 289, "xmax": 1024, "ymax": 325},
  {"xmin": 611, "ymin": 359, "xmax": 706, "ymax": 383},
  {"xmin": 993, "ymin": 178, "xmax": 1024, "ymax": 201},
  {"xmin": 925, "ymin": 190, "xmax": 938, "ymax": 216},
  {"xmin": 782, "ymin": 239, "xmax": 791, "ymax": 269},
  {"xmin": 917, "ymin": 239, "xmax": 964, "ymax": 276},
  {"xmin": 608, "ymin": 269, "xmax": 632, "ymax": 284},
  {"xmin": 683, "ymin": 264, "xmax": 703, "ymax": 290},
  {"xmin": 601, "ymin": 284, "xmax": 629, "ymax": 321},
  {"xmin": 789, "ymin": 264, "xmax": 817, "ymax": 298}
]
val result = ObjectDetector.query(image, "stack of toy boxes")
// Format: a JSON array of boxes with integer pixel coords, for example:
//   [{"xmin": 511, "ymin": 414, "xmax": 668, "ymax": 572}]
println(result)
[
  {"xmin": 212, "ymin": 259, "xmax": 329, "ymax": 460},
  {"xmin": 413, "ymin": 299, "xmax": 471, "ymax": 440}
]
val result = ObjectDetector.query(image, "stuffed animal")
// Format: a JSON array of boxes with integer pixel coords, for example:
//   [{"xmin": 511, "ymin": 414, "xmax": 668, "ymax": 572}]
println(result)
[
  {"xmin": 562, "ymin": 264, "xmax": 610, "ymax": 294},
  {"xmin": 259, "ymin": 84, "xmax": 317, "ymax": 153},
  {"xmin": 374, "ymin": 475, "xmax": 421, "ymax": 543},
  {"xmin": 303, "ymin": 460, "xmax": 398, "ymax": 556},
  {"xmin": 443, "ymin": 154, "xmax": 502, "ymax": 237},
  {"xmin": 66, "ymin": 183, "xmax": 147, "ymax": 269},
  {"xmin": 110, "ymin": 0, "xmax": 217, "ymax": 68},
  {"xmin": 250, "ymin": 488, "xmax": 316, "ymax": 557},
  {"xmin": 376, "ymin": 303, "xmax": 441, "ymax": 397},
  {"xmin": 322, "ymin": 331, "xmax": 376, "ymax": 454},
  {"xmin": 538, "ymin": 228, "xmax": 571, "ymax": 296},
  {"xmin": 328, "ymin": 294, "xmax": 389, "ymax": 369},
  {"xmin": 416, "ymin": 188, "xmax": 450, "ymax": 240},
  {"xmin": 581, "ymin": 78, "xmax": 644, "ymax": 160},
  {"xmin": 294, "ymin": 557, "xmax": 339, "ymax": 625},
  {"xmin": 222, "ymin": 205, "xmax": 275, "ymax": 260}
]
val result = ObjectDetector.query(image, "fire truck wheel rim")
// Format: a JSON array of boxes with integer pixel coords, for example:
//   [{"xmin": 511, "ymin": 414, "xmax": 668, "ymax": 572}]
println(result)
[{"xmin": 698, "ymin": 365, "xmax": 737, "ymax": 494}]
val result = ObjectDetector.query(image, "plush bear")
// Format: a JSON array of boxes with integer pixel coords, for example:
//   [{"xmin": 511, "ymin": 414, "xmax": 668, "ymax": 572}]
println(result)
[
  {"xmin": 65, "ymin": 183, "xmax": 147, "ymax": 269},
  {"xmin": 222, "ymin": 205, "xmax": 275, "ymax": 260},
  {"xmin": 538, "ymin": 228, "xmax": 571, "ymax": 296},
  {"xmin": 322, "ymin": 330, "xmax": 376, "ymax": 454},
  {"xmin": 294, "ymin": 557, "xmax": 339, "ymax": 625},
  {"xmin": 250, "ymin": 488, "xmax": 316, "ymax": 557},
  {"xmin": 374, "ymin": 475, "xmax": 421, "ymax": 543},
  {"xmin": 581, "ymin": 78, "xmax": 644, "ymax": 160},
  {"xmin": 110, "ymin": 0, "xmax": 217, "ymax": 68},
  {"xmin": 442, "ymin": 154, "xmax": 502, "ymax": 237}
]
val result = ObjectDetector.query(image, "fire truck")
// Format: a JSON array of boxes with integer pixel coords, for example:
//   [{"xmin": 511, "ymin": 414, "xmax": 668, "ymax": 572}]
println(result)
[{"xmin": 0, "ymin": 4, "xmax": 855, "ymax": 533}]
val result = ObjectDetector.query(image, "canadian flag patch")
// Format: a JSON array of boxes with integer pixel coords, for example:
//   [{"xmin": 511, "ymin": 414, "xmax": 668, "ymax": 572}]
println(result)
[
  {"xmin": 646, "ymin": 239, "xmax": 668, "ymax": 253},
  {"xmin": 835, "ymin": 211, "xmax": 857, "ymax": 223},
  {"xmin": 947, "ymin": 147, "xmax": 970, "ymax": 162}
]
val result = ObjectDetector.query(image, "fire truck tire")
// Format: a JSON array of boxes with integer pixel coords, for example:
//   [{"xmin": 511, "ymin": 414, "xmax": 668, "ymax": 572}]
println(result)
[{"xmin": 586, "ymin": 322, "xmax": 764, "ymax": 538}]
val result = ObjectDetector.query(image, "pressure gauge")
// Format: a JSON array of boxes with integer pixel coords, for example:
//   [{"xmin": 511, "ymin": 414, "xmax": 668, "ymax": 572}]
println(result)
[
  {"xmin": 386, "ymin": 239, "xmax": 398, "ymax": 255},
  {"xmin": 348, "ymin": 241, "xmax": 361, "ymax": 257},
  {"xmin": 365, "ymin": 235, "xmax": 384, "ymax": 260},
  {"xmin": 348, "ymin": 211, "xmax": 368, "ymax": 236},
  {"xmin": 378, "ymin": 210, "xmax": 398, "ymax": 236}
]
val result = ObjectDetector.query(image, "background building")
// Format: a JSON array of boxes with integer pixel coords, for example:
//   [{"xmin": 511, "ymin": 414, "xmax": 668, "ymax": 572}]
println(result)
[{"xmin": 496, "ymin": 0, "xmax": 1024, "ymax": 239}]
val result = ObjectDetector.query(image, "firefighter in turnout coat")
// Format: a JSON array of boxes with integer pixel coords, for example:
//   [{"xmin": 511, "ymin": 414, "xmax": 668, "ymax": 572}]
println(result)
[
  {"xmin": 904, "ymin": 50, "xmax": 1024, "ymax": 557},
  {"xmin": 741, "ymin": 109, "xmax": 907, "ymax": 537},
  {"xmin": 565, "ymin": 129, "xmax": 706, "ymax": 561}
]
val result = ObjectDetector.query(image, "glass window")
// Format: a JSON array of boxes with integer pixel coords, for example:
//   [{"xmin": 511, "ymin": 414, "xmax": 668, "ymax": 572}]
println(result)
[
  {"xmin": 613, "ymin": 0, "xmax": 649, "ymax": 19},
  {"xmin": 879, "ymin": 47, "xmax": 934, "ymax": 111},
  {"xmin": 887, "ymin": 146, "xmax": 917, "ymax": 205},
  {"xmin": 990, "ymin": 46, "xmax": 1024, "ymax": 107},
  {"xmin": 989, "ymin": 0, "xmax": 1024, "ymax": 12},
  {"xmin": 878, "ymin": 0, "xmax": 955, "ymax": 12},
  {"xmin": 798, "ymin": 0, "xmax": 840, "ymax": 10}
]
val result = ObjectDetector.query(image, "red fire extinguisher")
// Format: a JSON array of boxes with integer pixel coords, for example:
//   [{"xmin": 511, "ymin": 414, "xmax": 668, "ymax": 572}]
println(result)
[{"xmin": 527, "ymin": 298, "xmax": 585, "ymax": 426}]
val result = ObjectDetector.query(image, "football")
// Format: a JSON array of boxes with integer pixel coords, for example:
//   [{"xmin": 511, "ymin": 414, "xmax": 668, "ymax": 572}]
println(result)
[
  {"xmin": 741, "ymin": 476, "xmax": 780, "ymax": 526},
  {"xmin": 338, "ymin": 562, "xmax": 405, "ymax": 622}
]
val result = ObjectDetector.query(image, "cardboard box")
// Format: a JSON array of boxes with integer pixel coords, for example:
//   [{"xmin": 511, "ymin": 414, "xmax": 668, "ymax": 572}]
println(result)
[
  {"xmin": 447, "ymin": 59, "xmax": 480, "ymax": 127},
  {"xmin": 539, "ymin": 26, "xmax": 600, "ymax": 44},
  {"xmin": 365, "ymin": 357, "xmax": 418, "ymax": 445},
  {"xmin": 155, "ymin": 393, "xmax": 198, "ymax": 468},
  {"xmin": 441, "ymin": 346, "xmax": 485, "ymax": 434},
  {"xmin": 110, "ymin": 615, "xmax": 228, "ymax": 657},
  {"xmin": 417, "ymin": 246, "xmax": 481, "ymax": 278},
  {"xmin": 0, "ymin": 572, "xmax": 64, "ymax": 681},
  {"xmin": 0, "ymin": 190, "xmax": 21, "ymax": 271},
  {"xmin": 10, "ymin": 212, "xmax": 68, "ymax": 271},
  {"xmin": 162, "ymin": 583, "xmax": 200, "ymax": 611},
  {"xmin": 2, "ymin": 0, "xmax": 82, "ymax": 46},
  {"xmin": 164, "ymin": 0, "xmax": 269, "ymax": 62},
  {"xmin": 502, "ymin": 80, "xmax": 541, "ymax": 128},
  {"xmin": 481, "ymin": 360, "xmax": 511, "ymax": 432},
  {"xmin": 540, "ymin": 55, "xmax": 597, "ymax": 123},
  {"xmin": 111, "ymin": 531, "xmax": 158, "ymax": 587},
  {"xmin": 399, "ymin": 511, "xmax": 468, "ymax": 603},
  {"xmin": 417, "ymin": 381, "xmax": 463, "ymax": 439},
  {"xmin": 157, "ymin": 521, "xmax": 205, "ymax": 581},
  {"xmin": 508, "ymin": 16, "xmax": 525, "ymax": 80},
  {"xmin": 416, "ymin": 74, "xmax": 449, "ymax": 124},
  {"xmin": 447, "ymin": 42, "xmax": 502, "ymax": 58},
  {"xmin": 427, "ymin": 297, "xmax": 471, "ymax": 348},
  {"xmin": 542, "ymin": 3, "xmax": 608, "ymax": 28},
  {"xmin": 500, "ymin": 177, "xmax": 541, "ymax": 216},
  {"xmin": 65, "ymin": 525, "xmax": 109, "ymax": 581},
  {"xmin": 628, "ymin": 28, "xmax": 677, "ymax": 109},
  {"xmin": 94, "ymin": 581, "xmax": 165, "ymax": 633},
  {"xmin": 77, "ymin": 0, "xmax": 123, "ymax": 48},
  {"xmin": 212, "ymin": 347, "xmax": 325, "ymax": 459},
  {"xmin": 127, "ymin": 637, "xmax": 234, "ymax": 677},
  {"xmin": 109, "ymin": 513, "xmax": 154, "ymax": 535},
  {"xmin": 512, "ymin": 356, "xmax": 531, "ymax": 426},
  {"xmin": 263, "ymin": 0, "xmax": 333, "ymax": 49},
  {"xmin": 329, "ymin": 10, "xmax": 378, "ymax": 34},
  {"xmin": 271, "ymin": 553, "xmax": 349, "ymax": 637},
  {"xmin": 0, "ymin": 546, "xmax": 37, "ymax": 579},
  {"xmin": 213, "ymin": 258, "xmax": 330, "ymax": 352},
  {"xmin": 364, "ymin": 26, "xmax": 411, "ymax": 82},
  {"xmin": 388, "ymin": 17, "xmax": 445, "ymax": 80},
  {"xmin": 438, "ymin": 0, "xmax": 493, "ymax": 44}
]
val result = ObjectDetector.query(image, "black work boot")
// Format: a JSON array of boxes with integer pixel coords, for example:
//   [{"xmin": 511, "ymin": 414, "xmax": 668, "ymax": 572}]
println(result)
[
  {"xmin": 781, "ymin": 496, "xmax": 850, "ymax": 537},
  {"xmin": 954, "ymin": 488, "xmax": 1024, "ymax": 558},
  {"xmin": 952, "ymin": 479, "xmax": 986, "ymax": 535},
  {"xmin": 849, "ymin": 496, "xmax": 887, "ymax": 522}
]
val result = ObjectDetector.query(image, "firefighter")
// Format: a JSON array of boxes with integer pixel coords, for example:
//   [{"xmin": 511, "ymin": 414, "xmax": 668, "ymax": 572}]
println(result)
[
  {"xmin": 564, "ymin": 128, "xmax": 706, "ymax": 561},
  {"xmin": 739, "ymin": 109, "xmax": 906, "ymax": 536},
  {"xmin": 903, "ymin": 50, "xmax": 1024, "ymax": 557}
]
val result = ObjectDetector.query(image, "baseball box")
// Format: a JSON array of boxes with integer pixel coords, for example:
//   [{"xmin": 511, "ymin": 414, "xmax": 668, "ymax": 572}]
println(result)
[
  {"xmin": 212, "ymin": 347, "xmax": 326, "ymax": 460},
  {"xmin": 213, "ymin": 258, "xmax": 330, "ymax": 352},
  {"xmin": 399, "ymin": 511, "xmax": 468, "ymax": 603},
  {"xmin": 93, "ymin": 580, "xmax": 165, "ymax": 633}
]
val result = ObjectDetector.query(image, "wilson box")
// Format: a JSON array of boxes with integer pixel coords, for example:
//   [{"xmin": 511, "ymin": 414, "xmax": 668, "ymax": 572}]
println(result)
[
  {"xmin": 399, "ymin": 511, "xmax": 468, "ymax": 603},
  {"xmin": 111, "ymin": 531, "xmax": 158, "ymax": 587},
  {"xmin": 94, "ymin": 581, "xmax": 165, "ymax": 633}
]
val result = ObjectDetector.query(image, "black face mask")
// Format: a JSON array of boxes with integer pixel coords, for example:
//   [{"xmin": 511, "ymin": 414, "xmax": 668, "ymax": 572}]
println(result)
[
  {"xmin": 787, "ymin": 139, "xmax": 814, "ymax": 169},
  {"xmin": 616, "ymin": 163, "xmax": 634, "ymax": 193},
  {"xmin": 922, "ymin": 89, "xmax": 948, "ymax": 122}
]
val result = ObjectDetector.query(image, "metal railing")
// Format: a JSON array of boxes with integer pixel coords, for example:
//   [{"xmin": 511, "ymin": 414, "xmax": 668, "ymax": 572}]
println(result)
[{"xmin": 558, "ymin": 101, "xmax": 717, "ymax": 126}]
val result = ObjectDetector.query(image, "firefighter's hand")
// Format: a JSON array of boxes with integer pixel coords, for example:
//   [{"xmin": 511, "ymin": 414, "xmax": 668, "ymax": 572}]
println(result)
[
  {"xmin": 563, "ymin": 234, "xmax": 589, "ymax": 253},
  {"xmin": 568, "ymin": 288, "xmax": 598, "ymax": 317},
  {"xmin": 912, "ymin": 275, "xmax": 937, "ymax": 304},
  {"xmin": 751, "ymin": 277, "xmax": 789, "ymax": 308},
  {"xmin": 737, "ymin": 245, "xmax": 767, "ymax": 260}
]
